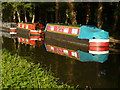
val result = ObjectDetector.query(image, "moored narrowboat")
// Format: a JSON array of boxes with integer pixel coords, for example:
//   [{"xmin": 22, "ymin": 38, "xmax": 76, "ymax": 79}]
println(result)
[
  {"xmin": 17, "ymin": 22, "xmax": 45, "ymax": 36},
  {"xmin": 18, "ymin": 36, "xmax": 44, "ymax": 46},
  {"xmin": 44, "ymin": 23, "xmax": 109, "ymax": 47},
  {"xmin": 45, "ymin": 37, "xmax": 109, "ymax": 63},
  {"xmin": 10, "ymin": 27, "xmax": 17, "ymax": 34},
  {"xmin": 1, "ymin": 22, "xmax": 17, "ymax": 35},
  {"xmin": 18, "ymin": 37, "xmax": 37, "ymax": 46}
]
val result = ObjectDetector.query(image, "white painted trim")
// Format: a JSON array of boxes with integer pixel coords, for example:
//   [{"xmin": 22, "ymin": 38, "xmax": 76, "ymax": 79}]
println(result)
[
  {"xmin": 30, "ymin": 30, "xmax": 38, "ymax": 32},
  {"xmin": 30, "ymin": 39, "xmax": 38, "ymax": 40},
  {"xmin": 22, "ymin": 24, "xmax": 24, "ymax": 28},
  {"xmin": 10, "ymin": 32, "xmax": 17, "ymax": 34},
  {"xmin": 89, "ymin": 39, "xmax": 109, "ymax": 42},
  {"xmin": 18, "ymin": 24, "xmax": 20, "ymax": 27},
  {"xmin": 89, "ymin": 50, "xmax": 109, "ymax": 54},
  {"xmin": 26, "ymin": 25, "xmax": 28, "ymax": 29},
  {"xmin": 10, "ymin": 28, "xmax": 16, "ymax": 29}
]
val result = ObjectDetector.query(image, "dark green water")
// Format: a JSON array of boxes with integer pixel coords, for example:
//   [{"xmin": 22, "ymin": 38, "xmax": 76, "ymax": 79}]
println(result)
[{"xmin": 2, "ymin": 35, "xmax": 120, "ymax": 88}]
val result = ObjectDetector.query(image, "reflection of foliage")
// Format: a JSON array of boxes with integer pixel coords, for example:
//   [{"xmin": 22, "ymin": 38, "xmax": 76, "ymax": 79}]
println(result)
[{"xmin": 2, "ymin": 50, "xmax": 75, "ymax": 88}]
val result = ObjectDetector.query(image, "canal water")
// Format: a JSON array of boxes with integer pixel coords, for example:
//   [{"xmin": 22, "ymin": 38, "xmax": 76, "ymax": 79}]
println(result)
[{"xmin": 1, "ymin": 33, "xmax": 120, "ymax": 88}]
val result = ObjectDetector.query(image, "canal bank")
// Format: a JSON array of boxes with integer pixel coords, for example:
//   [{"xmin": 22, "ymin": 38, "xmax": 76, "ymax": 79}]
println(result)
[
  {"xmin": 2, "ymin": 50, "xmax": 76, "ymax": 89},
  {"xmin": 2, "ymin": 36, "xmax": 119, "ymax": 88}
]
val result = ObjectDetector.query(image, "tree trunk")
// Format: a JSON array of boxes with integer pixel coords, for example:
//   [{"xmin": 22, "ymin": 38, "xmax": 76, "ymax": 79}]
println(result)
[
  {"xmin": 86, "ymin": 3, "xmax": 91, "ymax": 25},
  {"xmin": 97, "ymin": 2, "xmax": 103, "ymax": 29},
  {"xmin": 55, "ymin": 0, "xmax": 59, "ymax": 23},
  {"xmin": 24, "ymin": 10, "xmax": 27, "ymax": 23},
  {"xmin": 17, "ymin": 10, "xmax": 21, "ymax": 22},
  {"xmin": 32, "ymin": 14, "xmax": 35, "ymax": 23},
  {"xmin": 113, "ymin": 3, "xmax": 119, "ymax": 31},
  {"xmin": 66, "ymin": 60, "xmax": 74, "ymax": 83},
  {"xmin": 32, "ymin": 6, "xmax": 35, "ymax": 23},
  {"xmin": 113, "ymin": 15, "xmax": 118, "ymax": 31},
  {"xmin": 65, "ymin": 9, "xmax": 69, "ymax": 24},
  {"xmin": 13, "ymin": 11, "xmax": 16, "ymax": 22},
  {"xmin": 68, "ymin": 1, "xmax": 77, "ymax": 25}
]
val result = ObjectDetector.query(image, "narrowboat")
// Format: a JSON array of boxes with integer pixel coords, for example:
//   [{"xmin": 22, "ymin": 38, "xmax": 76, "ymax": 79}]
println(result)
[
  {"xmin": 17, "ymin": 22, "xmax": 44, "ymax": 37},
  {"xmin": 17, "ymin": 31, "xmax": 44, "ymax": 46},
  {"xmin": 18, "ymin": 37, "xmax": 37, "ymax": 46},
  {"xmin": 2, "ymin": 31, "xmax": 17, "ymax": 38},
  {"xmin": 45, "ymin": 37, "xmax": 109, "ymax": 63},
  {"xmin": 1, "ymin": 22, "xmax": 17, "ymax": 35},
  {"xmin": 18, "ymin": 36, "xmax": 44, "ymax": 46},
  {"xmin": 44, "ymin": 23, "xmax": 109, "ymax": 47}
]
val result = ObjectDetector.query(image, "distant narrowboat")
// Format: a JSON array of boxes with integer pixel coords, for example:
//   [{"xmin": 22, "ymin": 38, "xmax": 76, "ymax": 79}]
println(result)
[
  {"xmin": 18, "ymin": 35, "xmax": 44, "ymax": 46},
  {"xmin": 44, "ymin": 23, "xmax": 109, "ymax": 47},
  {"xmin": 17, "ymin": 22, "xmax": 45, "ymax": 36},
  {"xmin": 1, "ymin": 22, "xmax": 17, "ymax": 35}
]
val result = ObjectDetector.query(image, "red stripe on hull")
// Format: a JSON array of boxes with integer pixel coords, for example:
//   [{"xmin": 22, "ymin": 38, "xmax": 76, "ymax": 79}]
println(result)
[
  {"xmin": 10, "ymin": 28, "xmax": 17, "ymax": 32},
  {"xmin": 46, "ymin": 45, "xmax": 80, "ymax": 60},
  {"xmin": 89, "ymin": 47, "xmax": 109, "ymax": 51},
  {"xmin": 30, "ymin": 32, "xmax": 40, "ymax": 34},
  {"xmin": 18, "ymin": 23, "xmax": 44, "ymax": 30},
  {"xmin": 89, "ymin": 42, "xmax": 109, "ymax": 46},
  {"xmin": 18, "ymin": 38, "xmax": 36, "ymax": 46},
  {"xmin": 46, "ymin": 24, "xmax": 80, "ymax": 36},
  {"xmin": 30, "ymin": 36, "xmax": 40, "ymax": 40}
]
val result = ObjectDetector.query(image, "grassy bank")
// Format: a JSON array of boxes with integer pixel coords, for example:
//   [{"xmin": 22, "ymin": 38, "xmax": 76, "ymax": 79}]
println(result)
[{"xmin": 2, "ymin": 50, "xmax": 75, "ymax": 89}]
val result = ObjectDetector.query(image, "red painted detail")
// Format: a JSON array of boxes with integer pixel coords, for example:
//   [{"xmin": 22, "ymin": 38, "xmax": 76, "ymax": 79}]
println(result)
[
  {"xmin": 10, "ymin": 28, "xmax": 17, "ymax": 34},
  {"xmin": 46, "ymin": 24, "xmax": 80, "ymax": 36},
  {"xmin": 46, "ymin": 45, "xmax": 80, "ymax": 60},
  {"xmin": 10, "ymin": 29, "xmax": 16, "ymax": 32},
  {"xmin": 89, "ymin": 47, "xmax": 109, "ymax": 51},
  {"xmin": 41, "ymin": 31, "xmax": 45, "ymax": 34},
  {"xmin": 30, "ymin": 36, "xmax": 40, "ymax": 40},
  {"xmin": 39, "ymin": 39, "xmax": 44, "ymax": 45},
  {"xmin": 89, "ymin": 42, "xmax": 109, "ymax": 46},
  {"xmin": 18, "ymin": 38, "xmax": 36, "ymax": 46},
  {"xmin": 39, "ymin": 24, "xmax": 44, "ymax": 30},
  {"xmin": 18, "ymin": 23, "xmax": 44, "ymax": 30},
  {"xmin": 30, "ymin": 31, "xmax": 40, "ymax": 35},
  {"xmin": 18, "ymin": 38, "xmax": 22, "ymax": 42}
]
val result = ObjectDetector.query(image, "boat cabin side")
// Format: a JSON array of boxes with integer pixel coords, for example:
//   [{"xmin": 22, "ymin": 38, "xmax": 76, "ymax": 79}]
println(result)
[
  {"xmin": 44, "ymin": 23, "xmax": 110, "ymax": 46},
  {"xmin": 17, "ymin": 23, "xmax": 44, "ymax": 30}
]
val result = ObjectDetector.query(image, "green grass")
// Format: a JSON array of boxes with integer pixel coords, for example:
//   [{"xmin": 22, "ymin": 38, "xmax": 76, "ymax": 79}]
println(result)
[{"xmin": 1, "ymin": 50, "xmax": 76, "ymax": 89}]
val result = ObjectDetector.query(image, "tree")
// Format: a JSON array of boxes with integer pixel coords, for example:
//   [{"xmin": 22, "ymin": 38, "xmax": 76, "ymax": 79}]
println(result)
[
  {"xmin": 86, "ymin": 3, "xmax": 91, "ymax": 25},
  {"xmin": 2, "ymin": 2, "xmax": 13, "ymax": 22},
  {"xmin": 55, "ymin": 0, "xmax": 59, "ymax": 23},
  {"xmin": 113, "ymin": 3, "xmax": 120, "ymax": 31},
  {"xmin": 8, "ymin": 2, "xmax": 24, "ymax": 22},
  {"xmin": 97, "ymin": 2, "xmax": 103, "ymax": 29},
  {"xmin": 68, "ymin": 1, "xmax": 77, "ymax": 25},
  {"xmin": 23, "ymin": 3, "xmax": 32, "ymax": 22},
  {"xmin": 13, "ymin": 3, "xmax": 23, "ymax": 22}
]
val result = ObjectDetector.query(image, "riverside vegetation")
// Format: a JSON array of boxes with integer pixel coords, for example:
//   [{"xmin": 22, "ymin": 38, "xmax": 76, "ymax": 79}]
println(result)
[{"xmin": 2, "ymin": 50, "xmax": 76, "ymax": 89}]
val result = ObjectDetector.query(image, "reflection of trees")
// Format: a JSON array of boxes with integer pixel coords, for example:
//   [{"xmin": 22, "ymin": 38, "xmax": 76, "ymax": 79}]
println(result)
[
  {"xmin": 2, "ymin": 37, "xmax": 16, "ymax": 53},
  {"xmin": 66, "ymin": 60, "xmax": 75, "ymax": 84}
]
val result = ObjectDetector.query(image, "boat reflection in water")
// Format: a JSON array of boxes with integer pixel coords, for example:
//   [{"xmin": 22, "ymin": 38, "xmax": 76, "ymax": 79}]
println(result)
[
  {"xmin": 45, "ymin": 37, "xmax": 109, "ymax": 63},
  {"xmin": 3, "ymin": 32, "xmax": 119, "ymax": 88},
  {"xmin": 17, "ymin": 33, "xmax": 44, "ymax": 46}
]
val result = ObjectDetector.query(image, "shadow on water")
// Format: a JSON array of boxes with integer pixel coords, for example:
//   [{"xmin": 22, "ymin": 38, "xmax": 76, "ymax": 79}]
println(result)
[{"xmin": 2, "ymin": 32, "xmax": 120, "ymax": 88}]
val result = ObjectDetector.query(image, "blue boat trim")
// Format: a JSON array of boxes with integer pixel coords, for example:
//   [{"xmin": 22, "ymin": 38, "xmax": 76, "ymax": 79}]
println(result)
[
  {"xmin": 78, "ymin": 25, "xmax": 109, "ymax": 39},
  {"xmin": 78, "ymin": 50, "xmax": 109, "ymax": 63}
]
